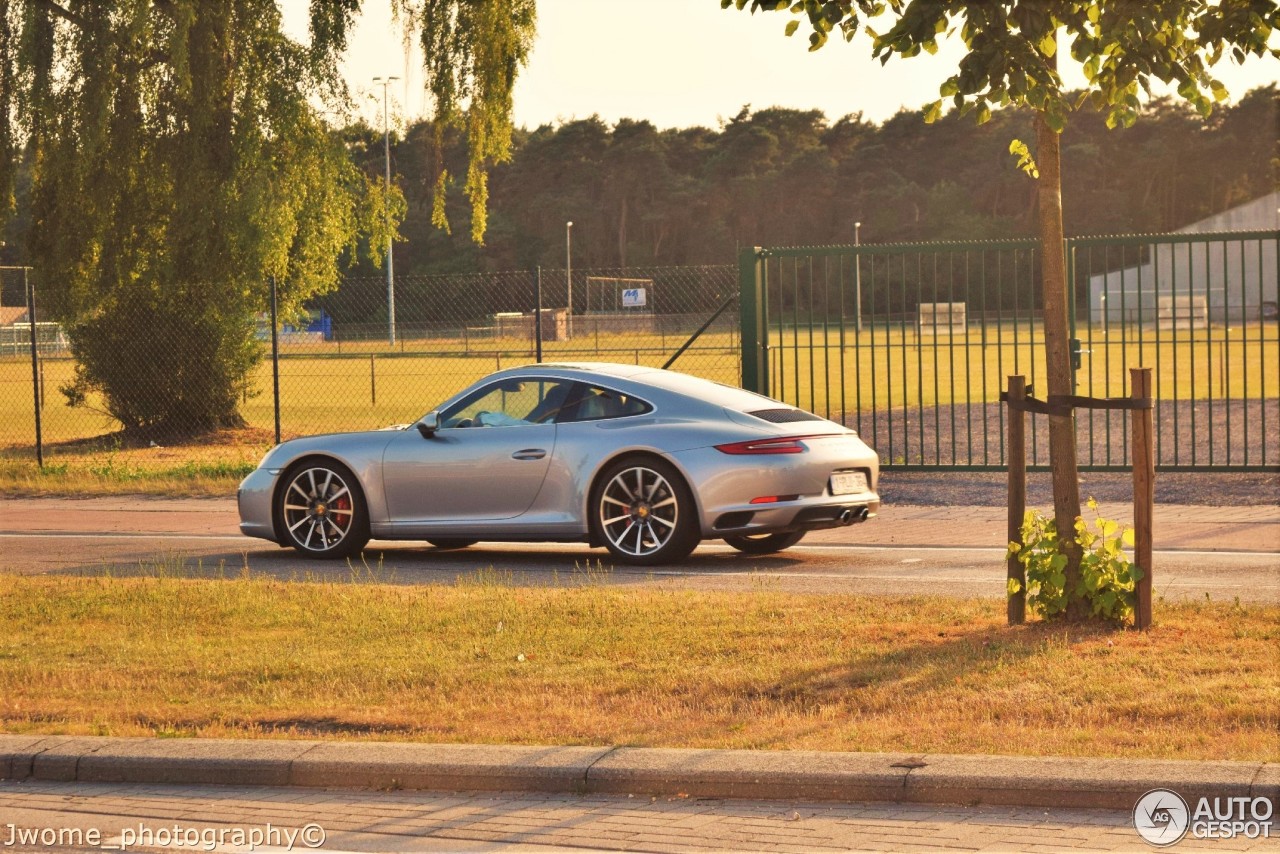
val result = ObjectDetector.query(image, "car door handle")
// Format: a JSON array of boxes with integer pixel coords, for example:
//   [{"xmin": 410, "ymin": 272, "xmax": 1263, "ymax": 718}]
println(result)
[{"xmin": 511, "ymin": 449, "xmax": 547, "ymax": 461}]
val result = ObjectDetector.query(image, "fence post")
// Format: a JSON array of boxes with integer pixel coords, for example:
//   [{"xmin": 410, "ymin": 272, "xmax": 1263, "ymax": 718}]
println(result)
[
  {"xmin": 739, "ymin": 246, "xmax": 768, "ymax": 394},
  {"xmin": 270, "ymin": 275, "xmax": 281, "ymax": 445},
  {"xmin": 1131, "ymin": 366, "xmax": 1155, "ymax": 630},
  {"xmin": 369, "ymin": 354, "xmax": 376, "ymax": 407},
  {"xmin": 25, "ymin": 269, "xmax": 43, "ymax": 468},
  {"xmin": 534, "ymin": 266, "xmax": 543, "ymax": 363},
  {"xmin": 1006, "ymin": 375, "xmax": 1027, "ymax": 625}
]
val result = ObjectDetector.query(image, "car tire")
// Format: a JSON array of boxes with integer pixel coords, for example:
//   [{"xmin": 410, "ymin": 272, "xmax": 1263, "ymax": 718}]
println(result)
[
  {"xmin": 591, "ymin": 456, "xmax": 700, "ymax": 566},
  {"xmin": 427, "ymin": 538, "xmax": 478, "ymax": 550},
  {"xmin": 276, "ymin": 460, "xmax": 370, "ymax": 559},
  {"xmin": 723, "ymin": 530, "xmax": 806, "ymax": 555}
]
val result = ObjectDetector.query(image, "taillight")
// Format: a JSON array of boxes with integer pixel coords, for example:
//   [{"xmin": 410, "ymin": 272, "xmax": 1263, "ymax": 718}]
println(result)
[{"xmin": 714, "ymin": 435, "xmax": 823, "ymax": 455}]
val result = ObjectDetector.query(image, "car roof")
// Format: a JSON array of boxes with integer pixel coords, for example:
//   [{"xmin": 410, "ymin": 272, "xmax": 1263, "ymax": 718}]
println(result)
[{"xmin": 504, "ymin": 362, "xmax": 779, "ymax": 412}]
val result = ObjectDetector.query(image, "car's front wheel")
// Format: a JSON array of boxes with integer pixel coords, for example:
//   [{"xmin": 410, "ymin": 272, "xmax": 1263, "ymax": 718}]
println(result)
[
  {"xmin": 723, "ymin": 530, "xmax": 806, "ymax": 555},
  {"xmin": 592, "ymin": 457, "xmax": 699, "ymax": 566},
  {"xmin": 277, "ymin": 460, "xmax": 370, "ymax": 558}
]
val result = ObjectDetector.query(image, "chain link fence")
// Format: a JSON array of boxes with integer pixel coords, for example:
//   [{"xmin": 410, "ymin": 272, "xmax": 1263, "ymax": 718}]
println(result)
[{"xmin": 1, "ymin": 265, "xmax": 739, "ymax": 460}]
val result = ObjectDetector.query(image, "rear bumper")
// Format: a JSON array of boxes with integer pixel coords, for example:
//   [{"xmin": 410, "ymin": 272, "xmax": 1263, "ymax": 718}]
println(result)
[
  {"xmin": 668, "ymin": 436, "xmax": 880, "ymax": 539},
  {"xmin": 705, "ymin": 498, "xmax": 880, "ymax": 537}
]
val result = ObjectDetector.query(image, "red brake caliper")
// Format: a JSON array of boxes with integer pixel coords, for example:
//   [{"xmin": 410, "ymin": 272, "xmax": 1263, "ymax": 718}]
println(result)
[{"xmin": 332, "ymin": 495, "xmax": 351, "ymax": 524}]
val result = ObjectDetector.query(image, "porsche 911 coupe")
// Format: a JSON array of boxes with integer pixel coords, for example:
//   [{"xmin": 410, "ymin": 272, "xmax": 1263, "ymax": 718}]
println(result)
[{"xmin": 238, "ymin": 362, "xmax": 880, "ymax": 565}]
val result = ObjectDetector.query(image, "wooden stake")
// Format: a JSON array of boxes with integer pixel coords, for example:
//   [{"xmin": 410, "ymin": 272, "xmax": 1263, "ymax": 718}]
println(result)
[
  {"xmin": 1007, "ymin": 375, "xmax": 1027, "ymax": 625},
  {"xmin": 1131, "ymin": 367, "xmax": 1155, "ymax": 630}
]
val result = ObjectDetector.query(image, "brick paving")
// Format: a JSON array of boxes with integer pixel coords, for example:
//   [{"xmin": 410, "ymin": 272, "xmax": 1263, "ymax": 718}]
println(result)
[{"xmin": 3, "ymin": 780, "xmax": 1276, "ymax": 852}]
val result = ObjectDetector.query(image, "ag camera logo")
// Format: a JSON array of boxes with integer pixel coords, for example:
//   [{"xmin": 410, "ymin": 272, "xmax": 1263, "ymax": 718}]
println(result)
[
  {"xmin": 1133, "ymin": 789, "xmax": 1275, "ymax": 846},
  {"xmin": 1134, "ymin": 789, "xmax": 1190, "ymax": 846}
]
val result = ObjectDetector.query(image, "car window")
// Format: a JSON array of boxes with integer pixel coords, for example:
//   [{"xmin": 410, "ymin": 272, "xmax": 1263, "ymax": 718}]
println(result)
[
  {"xmin": 560, "ymin": 385, "xmax": 652, "ymax": 423},
  {"xmin": 441, "ymin": 379, "xmax": 575, "ymax": 428}
]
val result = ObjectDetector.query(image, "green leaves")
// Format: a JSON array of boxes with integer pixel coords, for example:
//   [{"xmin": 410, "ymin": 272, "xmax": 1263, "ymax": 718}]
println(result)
[
  {"xmin": 724, "ymin": 0, "xmax": 1279, "ymax": 150},
  {"xmin": 415, "ymin": 0, "xmax": 536, "ymax": 244},
  {"xmin": 1008, "ymin": 139, "xmax": 1039, "ymax": 179},
  {"xmin": 1011, "ymin": 504, "xmax": 1142, "ymax": 625}
]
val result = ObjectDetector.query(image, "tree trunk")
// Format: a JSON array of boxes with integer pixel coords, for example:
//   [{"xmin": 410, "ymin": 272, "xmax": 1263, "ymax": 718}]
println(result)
[{"xmin": 1034, "ymin": 110, "xmax": 1086, "ymax": 619}]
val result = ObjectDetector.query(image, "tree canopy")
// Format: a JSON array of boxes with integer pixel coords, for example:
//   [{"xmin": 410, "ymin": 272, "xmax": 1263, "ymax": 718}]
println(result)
[
  {"xmin": 333, "ymin": 88, "xmax": 1276, "ymax": 280},
  {"xmin": 0, "ymin": 1, "xmax": 402, "ymax": 434},
  {"xmin": 308, "ymin": 0, "xmax": 536, "ymax": 244}
]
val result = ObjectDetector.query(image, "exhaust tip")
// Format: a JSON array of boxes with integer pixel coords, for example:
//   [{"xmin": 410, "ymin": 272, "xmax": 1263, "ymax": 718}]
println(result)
[{"xmin": 838, "ymin": 507, "xmax": 870, "ymax": 526}]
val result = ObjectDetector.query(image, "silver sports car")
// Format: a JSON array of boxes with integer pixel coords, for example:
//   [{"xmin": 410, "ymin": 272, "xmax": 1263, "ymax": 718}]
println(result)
[{"xmin": 238, "ymin": 363, "xmax": 880, "ymax": 565}]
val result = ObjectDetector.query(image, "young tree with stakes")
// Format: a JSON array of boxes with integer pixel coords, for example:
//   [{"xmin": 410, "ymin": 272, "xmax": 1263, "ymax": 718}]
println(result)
[{"xmin": 726, "ymin": 0, "xmax": 1277, "ymax": 618}]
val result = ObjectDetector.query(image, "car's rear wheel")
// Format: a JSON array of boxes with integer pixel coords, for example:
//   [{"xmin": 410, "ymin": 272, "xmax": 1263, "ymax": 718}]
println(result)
[
  {"xmin": 592, "ymin": 457, "xmax": 699, "ymax": 566},
  {"xmin": 427, "ymin": 538, "xmax": 478, "ymax": 550},
  {"xmin": 723, "ymin": 530, "xmax": 806, "ymax": 555},
  {"xmin": 277, "ymin": 460, "xmax": 369, "ymax": 559}
]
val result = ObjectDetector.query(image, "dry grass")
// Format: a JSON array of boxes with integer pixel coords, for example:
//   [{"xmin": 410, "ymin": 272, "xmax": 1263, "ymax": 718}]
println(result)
[
  {"xmin": 0, "ymin": 427, "xmax": 268, "ymax": 496},
  {"xmin": 1, "ymin": 570, "xmax": 1276, "ymax": 761}
]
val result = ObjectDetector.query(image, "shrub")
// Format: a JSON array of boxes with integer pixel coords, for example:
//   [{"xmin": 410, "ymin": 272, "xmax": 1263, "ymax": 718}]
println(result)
[{"xmin": 1006, "ymin": 498, "xmax": 1144, "ymax": 625}]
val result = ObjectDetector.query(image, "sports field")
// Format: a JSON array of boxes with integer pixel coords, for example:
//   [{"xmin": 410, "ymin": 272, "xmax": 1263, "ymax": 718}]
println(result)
[{"xmin": 1, "ymin": 320, "xmax": 1275, "ymax": 461}]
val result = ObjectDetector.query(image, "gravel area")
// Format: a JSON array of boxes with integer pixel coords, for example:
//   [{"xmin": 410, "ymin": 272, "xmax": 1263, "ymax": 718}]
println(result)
[
  {"xmin": 846, "ymin": 399, "xmax": 1278, "ymax": 468},
  {"xmin": 840, "ymin": 398, "xmax": 1278, "ymax": 506},
  {"xmin": 881, "ymin": 469, "xmax": 1278, "ymax": 507}
]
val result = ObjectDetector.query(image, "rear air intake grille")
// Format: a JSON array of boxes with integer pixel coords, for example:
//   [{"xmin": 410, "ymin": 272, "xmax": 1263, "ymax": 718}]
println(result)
[{"xmin": 748, "ymin": 408, "xmax": 823, "ymax": 423}]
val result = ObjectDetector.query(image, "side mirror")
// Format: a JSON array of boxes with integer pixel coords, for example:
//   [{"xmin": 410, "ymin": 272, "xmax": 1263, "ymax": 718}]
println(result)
[{"xmin": 416, "ymin": 412, "xmax": 440, "ymax": 438}]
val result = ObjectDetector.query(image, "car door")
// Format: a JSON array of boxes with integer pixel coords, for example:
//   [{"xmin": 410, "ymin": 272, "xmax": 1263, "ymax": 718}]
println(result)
[{"xmin": 381, "ymin": 378, "xmax": 572, "ymax": 522}]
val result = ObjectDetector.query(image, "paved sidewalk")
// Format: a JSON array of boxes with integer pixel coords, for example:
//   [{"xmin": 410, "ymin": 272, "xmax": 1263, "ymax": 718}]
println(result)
[{"xmin": 0, "ymin": 779, "xmax": 1183, "ymax": 852}]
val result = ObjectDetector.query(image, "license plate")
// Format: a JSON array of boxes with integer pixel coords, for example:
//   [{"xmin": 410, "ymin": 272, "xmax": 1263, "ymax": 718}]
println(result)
[{"xmin": 829, "ymin": 471, "xmax": 868, "ymax": 496}]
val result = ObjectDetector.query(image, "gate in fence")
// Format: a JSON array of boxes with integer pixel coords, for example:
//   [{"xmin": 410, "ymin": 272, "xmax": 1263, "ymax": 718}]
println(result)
[{"xmin": 739, "ymin": 230, "xmax": 1279, "ymax": 471}]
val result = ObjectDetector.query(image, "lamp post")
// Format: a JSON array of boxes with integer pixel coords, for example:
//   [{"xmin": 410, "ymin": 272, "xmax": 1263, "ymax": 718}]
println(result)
[
  {"xmin": 566, "ymin": 221, "xmax": 574, "ymax": 339},
  {"xmin": 374, "ymin": 75, "xmax": 400, "ymax": 346},
  {"xmin": 854, "ymin": 221, "xmax": 863, "ymax": 333}
]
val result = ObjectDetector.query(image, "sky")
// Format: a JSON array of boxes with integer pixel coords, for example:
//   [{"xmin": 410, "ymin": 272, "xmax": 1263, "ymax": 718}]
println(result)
[{"xmin": 281, "ymin": 0, "xmax": 1280, "ymax": 132}]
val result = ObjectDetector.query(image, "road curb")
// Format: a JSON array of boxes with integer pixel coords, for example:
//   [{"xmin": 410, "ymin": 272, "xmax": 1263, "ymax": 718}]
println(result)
[{"xmin": 2, "ymin": 735, "xmax": 1272, "ymax": 811}]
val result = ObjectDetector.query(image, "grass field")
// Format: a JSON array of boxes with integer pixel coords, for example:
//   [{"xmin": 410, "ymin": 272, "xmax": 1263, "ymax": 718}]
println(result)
[
  {"xmin": 1, "ymin": 571, "xmax": 1275, "ymax": 760},
  {"xmin": 0, "ymin": 320, "xmax": 1274, "ymax": 489}
]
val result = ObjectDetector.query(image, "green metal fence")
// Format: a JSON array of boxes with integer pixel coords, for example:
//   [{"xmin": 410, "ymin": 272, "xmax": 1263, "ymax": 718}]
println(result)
[{"xmin": 740, "ymin": 231, "xmax": 1279, "ymax": 472}]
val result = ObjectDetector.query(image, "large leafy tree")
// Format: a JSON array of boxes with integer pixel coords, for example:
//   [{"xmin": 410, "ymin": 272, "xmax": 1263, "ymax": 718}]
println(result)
[
  {"xmin": 0, "ymin": 0, "xmax": 533, "ymax": 437},
  {"xmin": 388, "ymin": 0, "xmax": 536, "ymax": 244},
  {"xmin": 2, "ymin": 0, "xmax": 400, "ymax": 435},
  {"xmin": 727, "ymin": 0, "xmax": 1278, "ymax": 616}
]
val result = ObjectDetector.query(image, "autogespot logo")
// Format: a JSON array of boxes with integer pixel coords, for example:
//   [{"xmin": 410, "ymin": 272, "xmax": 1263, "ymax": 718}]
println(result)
[{"xmin": 1134, "ymin": 789, "xmax": 1190, "ymax": 847}]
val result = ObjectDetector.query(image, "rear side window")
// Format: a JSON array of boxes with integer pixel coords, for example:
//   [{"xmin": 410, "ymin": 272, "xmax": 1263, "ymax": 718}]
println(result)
[{"xmin": 561, "ymin": 385, "xmax": 652, "ymax": 422}]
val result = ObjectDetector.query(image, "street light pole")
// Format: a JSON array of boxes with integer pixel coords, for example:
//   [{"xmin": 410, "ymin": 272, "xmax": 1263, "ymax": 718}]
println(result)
[
  {"xmin": 854, "ymin": 221, "xmax": 863, "ymax": 333},
  {"xmin": 566, "ymin": 221, "xmax": 574, "ymax": 340},
  {"xmin": 374, "ymin": 75, "xmax": 400, "ymax": 346}
]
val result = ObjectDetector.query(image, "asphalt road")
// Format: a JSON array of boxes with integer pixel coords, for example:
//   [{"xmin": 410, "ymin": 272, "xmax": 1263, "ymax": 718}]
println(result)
[{"xmin": 3, "ymin": 498, "xmax": 1277, "ymax": 602}]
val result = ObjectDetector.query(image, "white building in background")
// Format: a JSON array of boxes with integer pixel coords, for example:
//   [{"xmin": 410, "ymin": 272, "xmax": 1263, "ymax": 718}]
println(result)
[{"xmin": 1087, "ymin": 191, "xmax": 1279, "ymax": 325}]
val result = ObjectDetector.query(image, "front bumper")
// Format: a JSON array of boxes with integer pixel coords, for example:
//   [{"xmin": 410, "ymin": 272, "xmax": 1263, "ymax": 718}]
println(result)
[{"xmin": 237, "ymin": 467, "xmax": 281, "ymax": 543}]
